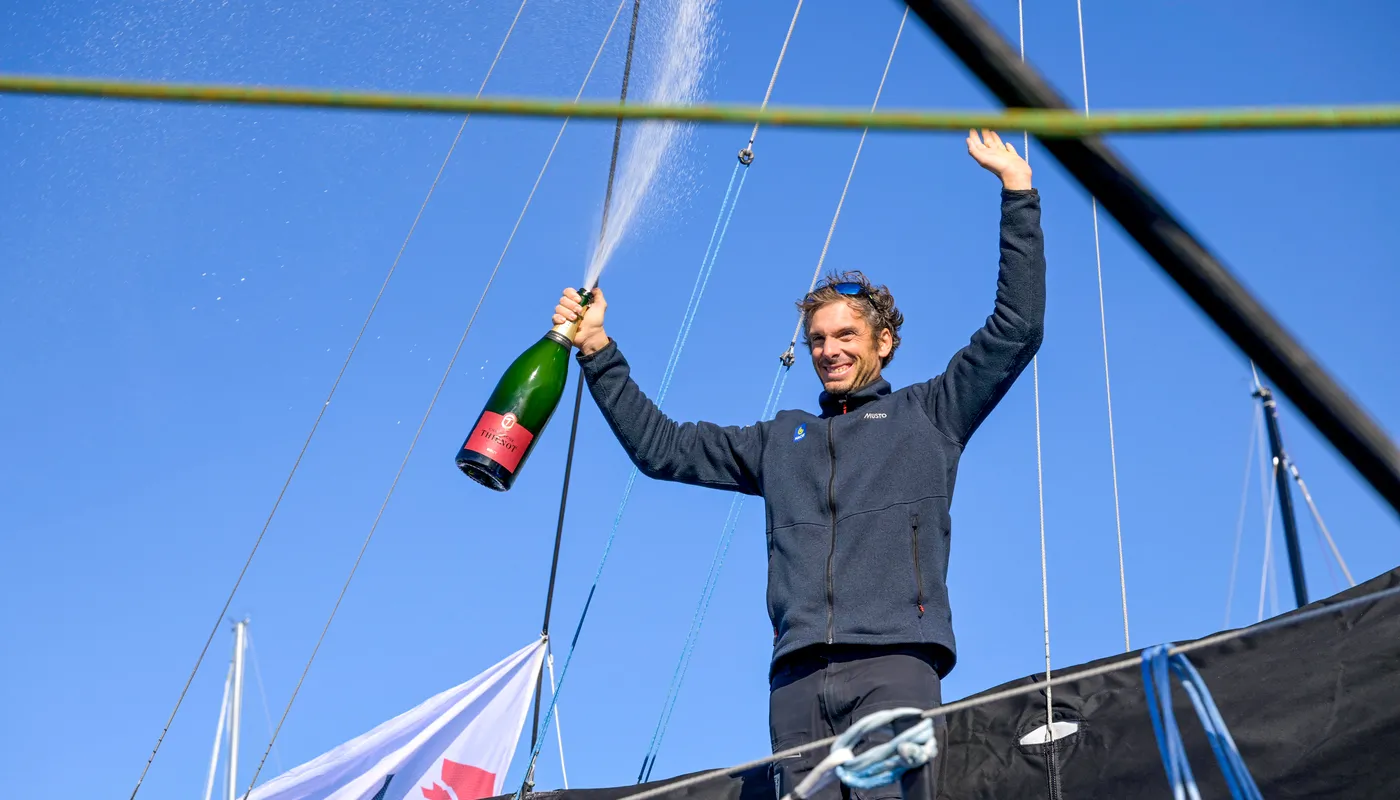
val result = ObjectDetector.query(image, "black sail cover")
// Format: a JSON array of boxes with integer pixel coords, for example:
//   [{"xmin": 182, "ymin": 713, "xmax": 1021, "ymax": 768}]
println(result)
[{"xmin": 505, "ymin": 566, "xmax": 1400, "ymax": 800}]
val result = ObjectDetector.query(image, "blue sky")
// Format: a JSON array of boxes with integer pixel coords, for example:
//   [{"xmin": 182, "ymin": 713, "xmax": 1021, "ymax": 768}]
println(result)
[{"xmin": 2, "ymin": 0, "xmax": 1398, "ymax": 797}]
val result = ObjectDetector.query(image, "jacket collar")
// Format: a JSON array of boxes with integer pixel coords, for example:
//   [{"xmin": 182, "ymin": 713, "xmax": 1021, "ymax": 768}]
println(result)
[{"xmin": 819, "ymin": 377, "xmax": 891, "ymax": 418}]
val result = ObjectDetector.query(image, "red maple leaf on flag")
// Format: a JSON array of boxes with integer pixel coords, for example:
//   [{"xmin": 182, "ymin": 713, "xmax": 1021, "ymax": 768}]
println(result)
[{"xmin": 420, "ymin": 759, "xmax": 495, "ymax": 800}]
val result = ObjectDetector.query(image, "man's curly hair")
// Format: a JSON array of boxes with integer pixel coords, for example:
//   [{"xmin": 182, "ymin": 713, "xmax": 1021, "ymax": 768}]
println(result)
[{"xmin": 796, "ymin": 270, "xmax": 904, "ymax": 367}]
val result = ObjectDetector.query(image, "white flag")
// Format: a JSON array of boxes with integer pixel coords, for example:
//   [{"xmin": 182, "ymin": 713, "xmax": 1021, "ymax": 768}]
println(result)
[{"xmin": 249, "ymin": 638, "xmax": 546, "ymax": 800}]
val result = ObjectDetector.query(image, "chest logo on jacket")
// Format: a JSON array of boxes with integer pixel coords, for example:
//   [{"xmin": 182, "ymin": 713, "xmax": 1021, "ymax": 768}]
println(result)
[
  {"xmin": 863, "ymin": 412, "xmax": 887, "ymax": 420},
  {"xmin": 793, "ymin": 424, "xmax": 806, "ymax": 442}
]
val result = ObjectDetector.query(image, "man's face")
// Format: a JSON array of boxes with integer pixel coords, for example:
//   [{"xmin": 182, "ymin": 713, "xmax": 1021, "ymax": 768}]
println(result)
[{"xmin": 807, "ymin": 299, "xmax": 893, "ymax": 395}]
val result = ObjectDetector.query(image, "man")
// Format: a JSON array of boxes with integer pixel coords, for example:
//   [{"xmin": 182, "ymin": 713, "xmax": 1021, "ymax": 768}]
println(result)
[{"xmin": 552, "ymin": 129, "xmax": 1043, "ymax": 800}]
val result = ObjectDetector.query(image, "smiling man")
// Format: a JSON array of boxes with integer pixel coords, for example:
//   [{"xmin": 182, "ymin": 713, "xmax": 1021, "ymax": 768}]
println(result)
[{"xmin": 553, "ymin": 129, "xmax": 1044, "ymax": 800}]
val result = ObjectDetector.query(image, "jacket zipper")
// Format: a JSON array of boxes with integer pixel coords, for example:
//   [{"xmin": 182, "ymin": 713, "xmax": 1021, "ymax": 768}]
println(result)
[
  {"xmin": 911, "ymin": 513, "xmax": 925, "ymax": 617},
  {"xmin": 825, "ymin": 412, "xmax": 839, "ymax": 644}
]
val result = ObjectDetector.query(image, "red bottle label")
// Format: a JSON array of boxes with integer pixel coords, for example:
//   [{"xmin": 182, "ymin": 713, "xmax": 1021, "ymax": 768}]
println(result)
[{"xmin": 463, "ymin": 411, "xmax": 535, "ymax": 473}]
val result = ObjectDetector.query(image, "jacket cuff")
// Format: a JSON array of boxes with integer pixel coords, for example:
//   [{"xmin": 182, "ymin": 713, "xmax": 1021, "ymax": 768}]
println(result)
[
  {"xmin": 1001, "ymin": 187, "xmax": 1039, "ymax": 198},
  {"xmin": 576, "ymin": 337, "xmax": 619, "ymax": 368}
]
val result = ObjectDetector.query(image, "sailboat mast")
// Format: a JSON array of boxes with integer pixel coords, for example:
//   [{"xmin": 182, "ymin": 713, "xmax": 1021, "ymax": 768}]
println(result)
[
  {"xmin": 227, "ymin": 620, "xmax": 248, "ymax": 800},
  {"xmin": 204, "ymin": 663, "xmax": 233, "ymax": 800},
  {"xmin": 1254, "ymin": 385, "xmax": 1309, "ymax": 608}
]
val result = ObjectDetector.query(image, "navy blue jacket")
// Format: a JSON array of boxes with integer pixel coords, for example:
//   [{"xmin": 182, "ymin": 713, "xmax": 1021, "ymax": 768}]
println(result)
[{"xmin": 578, "ymin": 189, "xmax": 1046, "ymax": 676}]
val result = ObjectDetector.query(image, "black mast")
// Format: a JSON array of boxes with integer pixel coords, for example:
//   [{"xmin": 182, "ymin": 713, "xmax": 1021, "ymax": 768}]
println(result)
[{"xmin": 1254, "ymin": 383, "xmax": 1309, "ymax": 608}]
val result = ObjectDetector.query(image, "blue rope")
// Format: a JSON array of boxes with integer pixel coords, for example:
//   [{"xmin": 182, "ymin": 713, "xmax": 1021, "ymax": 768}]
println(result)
[
  {"xmin": 833, "ymin": 710, "xmax": 936, "ymax": 791},
  {"xmin": 788, "ymin": 708, "xmax": 936, "ymax": 800},
  {"xmin": 515, "ymin": 163, "xmax": 751, "ymax": 797},
  {"xmin": 656, "ymin": 161, "xmax": 742, "ymax": 402},
  {"xmin": 638, "ymin": 360, "xmax": 792, "ymax": 782},
  {"xmin": 1141, "ymin": 645, "xmax": 1264, "ymax": 800}
]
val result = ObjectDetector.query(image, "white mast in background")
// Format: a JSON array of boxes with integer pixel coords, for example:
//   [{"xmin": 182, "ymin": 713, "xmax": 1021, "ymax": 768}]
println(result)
[
  {"xmin": 228, "ymin": 619, "xmax": 247, "ymax": 800},
  {"xmin": 203, "ymin": 619, "xmax": 249, "ymax": 800}
]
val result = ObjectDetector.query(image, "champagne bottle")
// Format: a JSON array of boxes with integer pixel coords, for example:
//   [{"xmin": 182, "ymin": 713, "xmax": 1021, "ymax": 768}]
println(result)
[{"xmin": 456, "ymin": 290, "xmax": 590, "ymax": 491}]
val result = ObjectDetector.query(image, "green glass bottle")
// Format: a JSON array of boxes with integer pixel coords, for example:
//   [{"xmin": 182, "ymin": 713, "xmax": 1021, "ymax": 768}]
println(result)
[{"xmin": 456, "ymin": 291, "xmax": 590, "ymax": 491}]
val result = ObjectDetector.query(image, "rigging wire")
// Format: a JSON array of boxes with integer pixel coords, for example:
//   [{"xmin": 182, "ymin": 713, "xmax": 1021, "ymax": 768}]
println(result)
[
  {"xmin": 1250, "ymin": 362, "xmax": 1279, "ymax": 621},
  {"xmin": 743, "ymin": 0, "xmax": 804, "ymax": 156},
  {"xmin": 235, "ymin": 3, "xmax": 632, "ymax": 795},
  {"xmin": 545, "ymin": 644, "xmax": 570, "ymax": 789},
  {"xmin": 536, "ymin": 0, "xmax": 813, "ymax": 784},
  {"xmin": 1289, "ymin": 462, "xmax": 1355, "ymax": 587},
  {"xmin": 1252, "ymin": 361, "xmax": 1353, "ymax": 593},
  {"xmin": 1299, "ymin": 472, "xmax": 1345, "ymax": 593},
  {"xmin": 1015, "ymin": 0, "xmax": 1055, "ymax": 752},
  {"xmin": 126, "ymin": 5, "xmax": 531, "ymax": 797},
  {"xmin": 519, "ymin": 0, "xmax": 644, "ymax": 792},
  {"xmin": 1256, "ymin": 448, "xmax": 1280, "ymax": 623},
  {"xmin": 1075, "ymin": 0, "xmax": 1131, "ymax": 653},
  {"xmin": 245, "ymin": 628, "xmax": 284, "ymax": 775},
  {"xmin": 635, "ymin": 9, "xmax": 908, "ymax": 782},
  {"xmin": 1254, "ymin": 362, "xmax": 1354, "ymax": 589},
  {"xmin": 531, "ymin": 0, "xmax": 640, "ymax": 766},
  {"xmin": 1224, "ymin": 402, "xmax": 1261, "ymax": 627},
  {"xmin": 637, "ymin": 364, "xmax": 791, "ymax": 783},
  {"xmin": 1249, "ymin": 376, "xmax": 1287, "ymax": 620},
  {"xmin": 784, "ymin": 7, "xmax": 909, "ymax": 359},
  {"xmin": 656, "ymin": 161, "xmax": 748, "ymax": 402},
  {"xmin": 619, "ymin": 579, "xmax": 1400, "ymax": 800},
  {"xmin": 1267, "ymin": 524, "xmax": 1282, "ymax": 617}
]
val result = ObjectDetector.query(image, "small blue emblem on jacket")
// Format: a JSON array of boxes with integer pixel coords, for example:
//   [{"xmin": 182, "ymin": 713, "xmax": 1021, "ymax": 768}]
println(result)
[{"xmin": 793, "ymin": 424, "xmax": 806, "ymax": 442}]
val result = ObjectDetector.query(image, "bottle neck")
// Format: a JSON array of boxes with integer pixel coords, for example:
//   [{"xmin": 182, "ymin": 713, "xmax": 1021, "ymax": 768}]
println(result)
[
  {"xmin": 545, "ymin": 291, "xmax": 590, "ymax": 347},
  {"xmin": 545, "ymin": 317, "xmax": 580, "ymax": 348}
]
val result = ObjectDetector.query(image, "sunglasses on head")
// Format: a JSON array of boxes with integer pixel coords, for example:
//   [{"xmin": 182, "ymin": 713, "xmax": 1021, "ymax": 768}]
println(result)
[{"xmin": 804, "ymin": 281, "xmax": 869, "ymax": 303}]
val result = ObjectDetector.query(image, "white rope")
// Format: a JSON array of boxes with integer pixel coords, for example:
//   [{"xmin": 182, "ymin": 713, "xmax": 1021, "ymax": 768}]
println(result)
[
  {"xmin": 546, "ymin": 646, "xmax": 569, "ymax": 789},
  {"xmin": 785, "ymin": 6, "xmax": 909, "ymax": 350},
  {"xmin": 1032, "ymin": 356, "xmax": 1054, "ymax": 732},
  {"xmin": 1074, "ymin": 0, "xmax": 1130, "ymax": 652},
  {"xmin": 1257, "ymin": 455, "xmax": 1279, "ymax": 624},
  {"xmin": 746, "ymin": 0, "xmax": 804, "ymax": 150},
  {"xmin": 1224, "ymin": 402, "xmax": 1261, "ymax": 627},
  {"xmin": 1016, "ymin": 0, "xmax": 1054, "ymax": 745},
  {"xmin": 1268, "ymin": 527, "xmax": 1282, "ymax": 617},
  {"xmin": 1289, "ymin": 463, "xmax": 1355, "ymax": 586}
]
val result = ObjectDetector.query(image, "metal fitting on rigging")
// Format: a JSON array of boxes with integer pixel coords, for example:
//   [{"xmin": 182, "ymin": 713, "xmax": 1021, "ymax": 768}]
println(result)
[
  {"xmin": 779, "ymin": 346, "xmax": 796, "ymax": 367},
  {"xmin": 737, "ymin": 147, "xmax": 755, "ymax": 166}
]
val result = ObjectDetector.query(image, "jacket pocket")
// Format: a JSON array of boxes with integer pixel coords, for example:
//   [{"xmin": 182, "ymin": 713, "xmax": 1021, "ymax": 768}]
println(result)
[{"xmin": 910, "ymin": 511, "xmax": 925, "ymax": 617}]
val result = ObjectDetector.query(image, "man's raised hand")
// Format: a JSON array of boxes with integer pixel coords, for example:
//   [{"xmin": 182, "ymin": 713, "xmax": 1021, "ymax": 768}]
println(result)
[
  {"xmin": 967, "ymin": 129, "xmax": 1033, "ymax": 191},
  {"xmin": 554, "ymin": 286, "xmax": 610, "ymax": 356}
]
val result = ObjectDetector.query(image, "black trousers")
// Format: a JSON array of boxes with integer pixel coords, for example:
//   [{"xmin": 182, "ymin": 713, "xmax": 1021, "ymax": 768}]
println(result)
[{"xmin": 769, "ymin": 645, "xmax": 945, "ymax": 800}]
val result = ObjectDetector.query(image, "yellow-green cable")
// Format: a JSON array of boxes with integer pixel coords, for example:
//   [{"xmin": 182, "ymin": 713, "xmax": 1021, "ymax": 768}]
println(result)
[{"xmin": 2, "ymin": 73, "xmax": 1398, "ymax": 135}]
